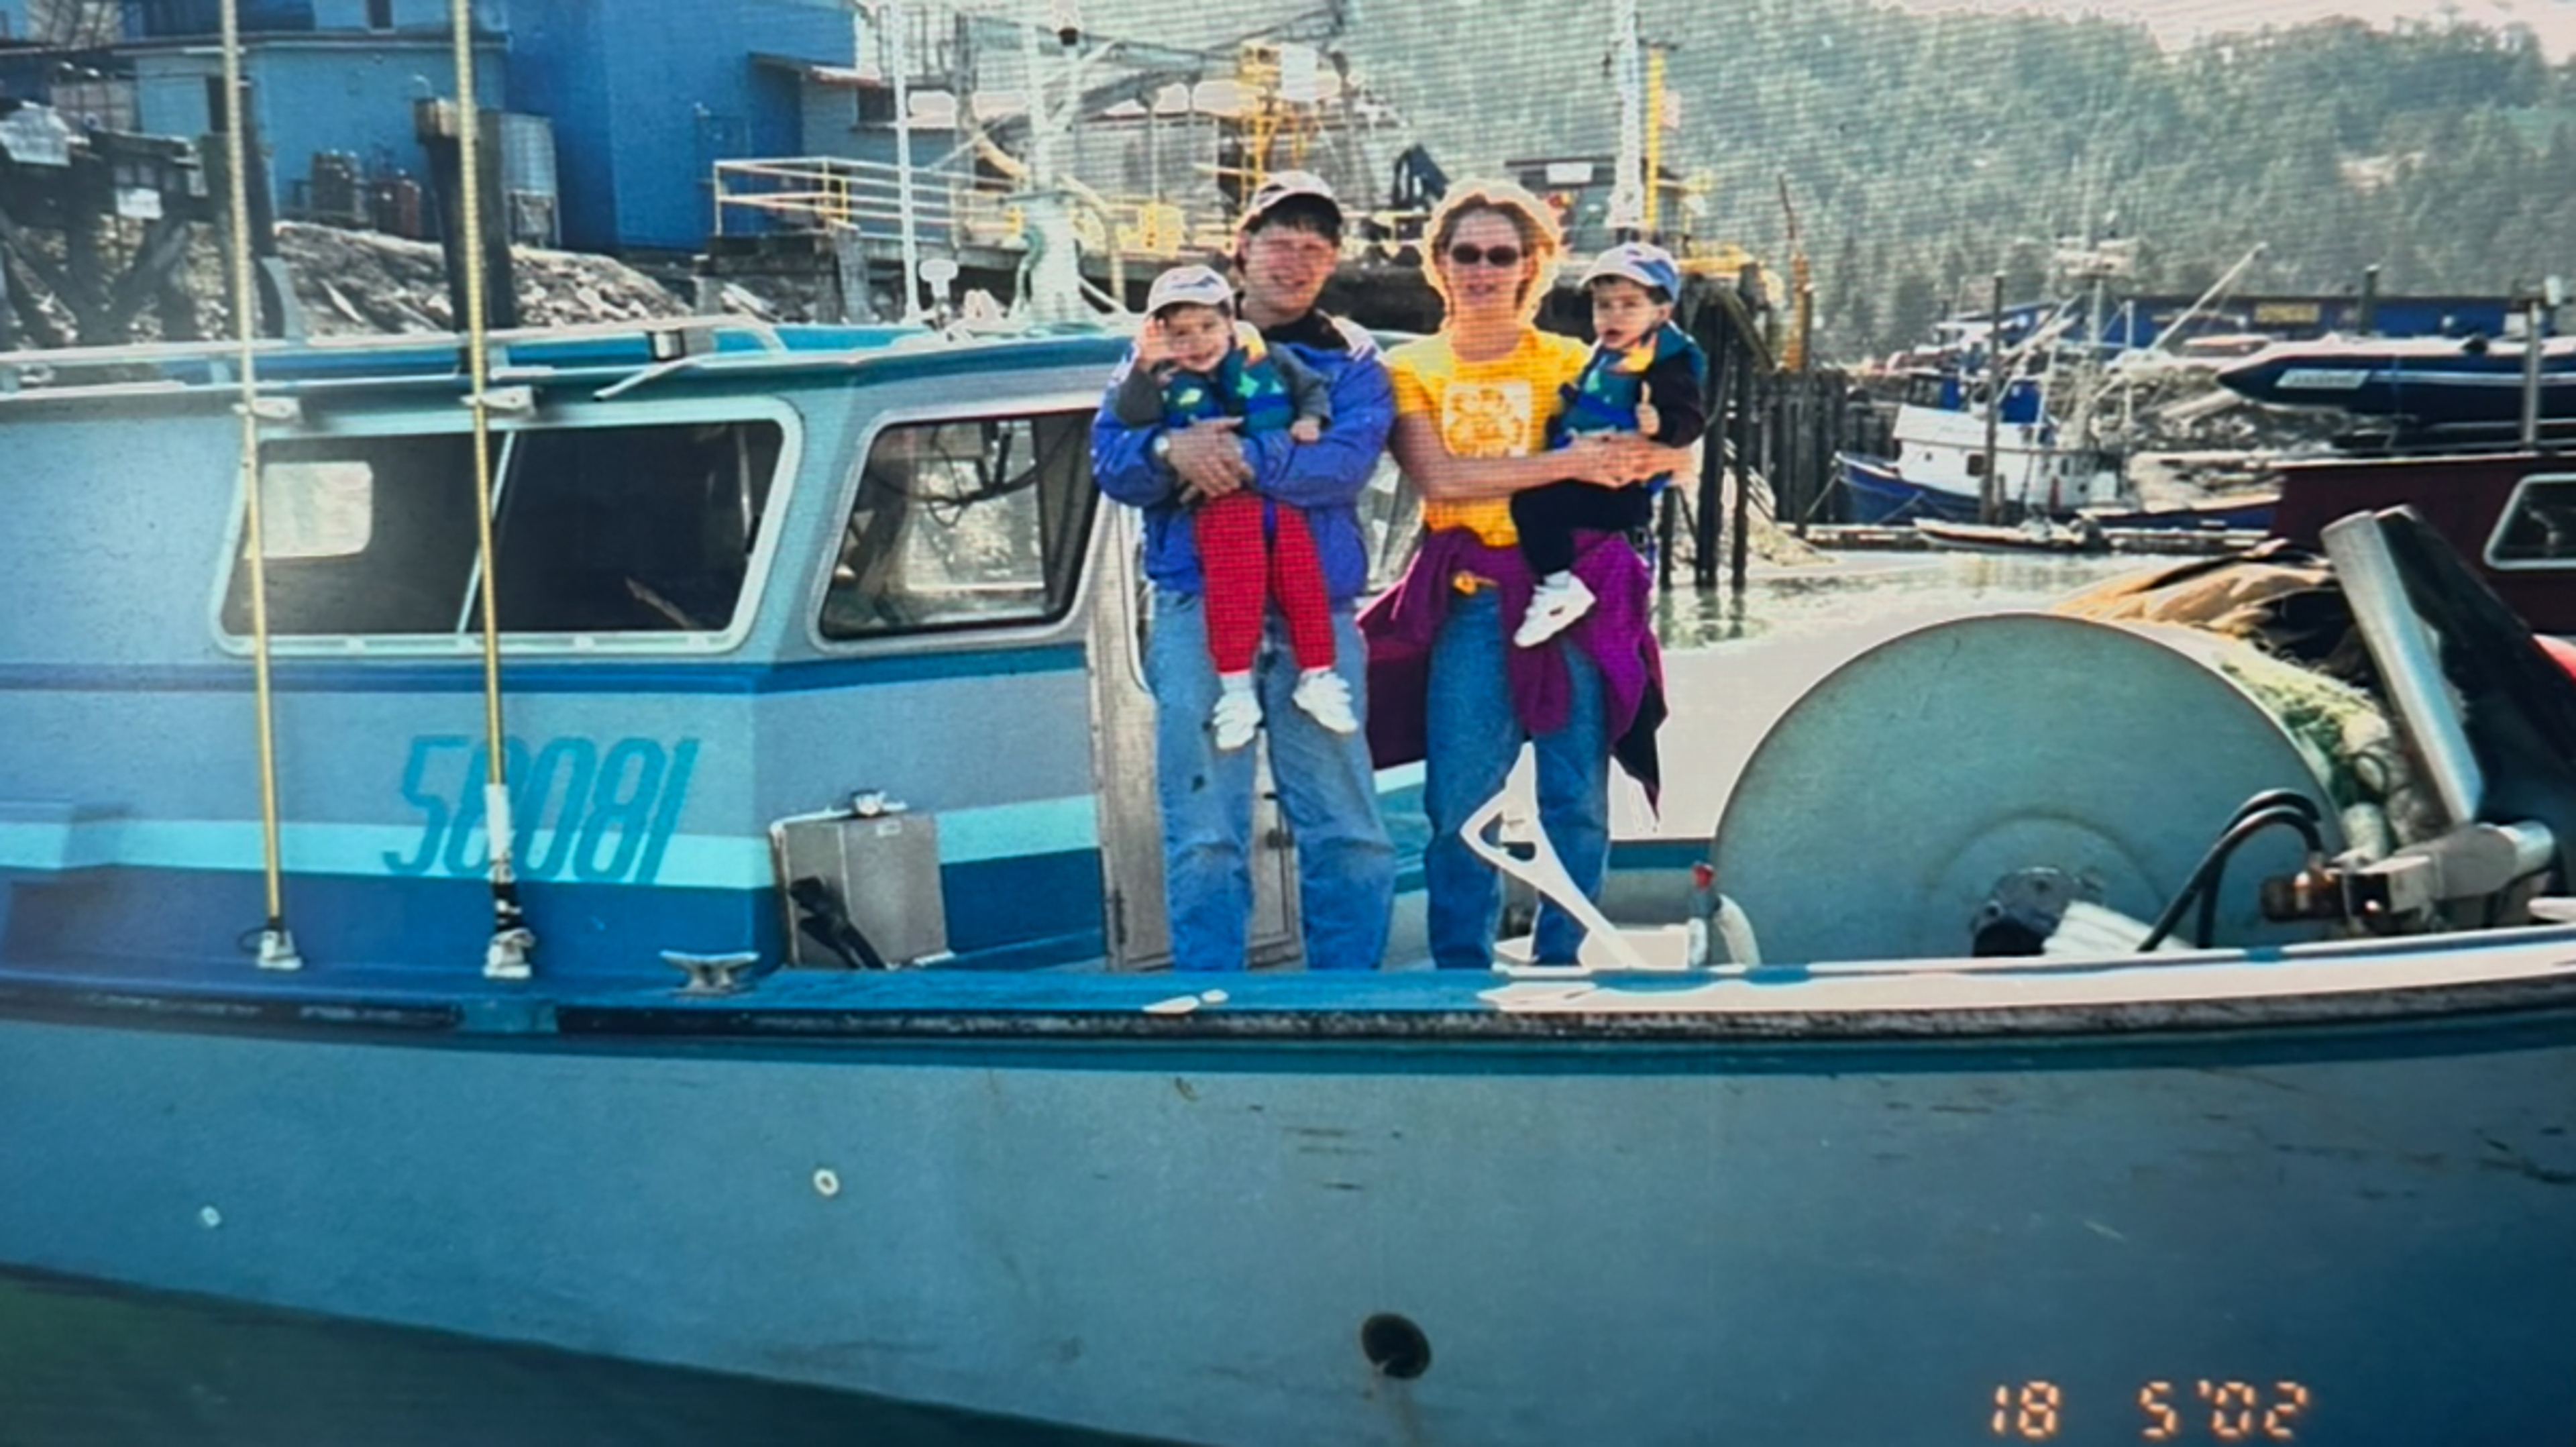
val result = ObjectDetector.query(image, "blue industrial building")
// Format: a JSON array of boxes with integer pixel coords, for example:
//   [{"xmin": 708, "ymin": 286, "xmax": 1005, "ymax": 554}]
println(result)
[
  {"xmin": 2105, "ymin": 294, "xmax": 2530, "ymax": 346},
  {"xmin": 121, "ymin": 1, "xmax": 503, "ymax": 226},
  {"xmin": 506, "ymin": 0, "xmax": 852, "ymax": 252},
  {"xmin": 3, "ymin": 0, "xmax": 905, "ymax": 253}
]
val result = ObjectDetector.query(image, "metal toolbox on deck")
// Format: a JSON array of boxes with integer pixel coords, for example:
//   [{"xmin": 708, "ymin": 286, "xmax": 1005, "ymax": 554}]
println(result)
[{"xmin": 773, "ymin": 796, "xmax": 948, "ymax": 968}]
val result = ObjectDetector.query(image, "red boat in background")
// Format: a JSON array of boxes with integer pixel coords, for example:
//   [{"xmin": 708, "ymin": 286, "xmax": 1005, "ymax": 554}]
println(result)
[{"xmin": 2269, "ymin": 446, "xmax": 2576, "ymax": 634}]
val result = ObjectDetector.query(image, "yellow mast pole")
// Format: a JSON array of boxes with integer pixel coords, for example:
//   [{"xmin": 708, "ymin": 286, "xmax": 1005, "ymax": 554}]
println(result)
[
  {"xmin": 217, "ymin": 0, "xmax": 301, "ymax": 971},
  {"xmin": 1644, "ymin": 45, "xmax": 1664, "ymax": 237},
  {"xmin": 449, "ymin": 0, "xmax": 535, "ymax": 979}
]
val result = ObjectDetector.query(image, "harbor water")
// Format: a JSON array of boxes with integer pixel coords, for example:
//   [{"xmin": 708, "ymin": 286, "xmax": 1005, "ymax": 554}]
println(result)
[{"xmin": 0, "ymin": 1266, "xmax": 1177, "ymax": 1447}]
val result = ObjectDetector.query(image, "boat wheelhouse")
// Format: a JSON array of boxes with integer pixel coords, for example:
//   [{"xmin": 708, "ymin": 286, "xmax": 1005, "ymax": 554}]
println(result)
[{"xmin": 2267, "ymin": 444, "xmax": 2576, "ymax": 635}]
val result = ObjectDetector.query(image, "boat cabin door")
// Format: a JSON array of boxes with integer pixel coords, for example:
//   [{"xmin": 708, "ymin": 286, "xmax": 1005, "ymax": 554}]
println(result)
[{"xmin": 1086, "ymin": 512, "xmax": 1301, "ymax": 970}]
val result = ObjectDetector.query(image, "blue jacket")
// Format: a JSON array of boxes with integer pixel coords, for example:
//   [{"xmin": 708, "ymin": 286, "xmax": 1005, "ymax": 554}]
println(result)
[{"xmin": 1091, "ymin": 313, "xmax": 1393, "ymax": 602}]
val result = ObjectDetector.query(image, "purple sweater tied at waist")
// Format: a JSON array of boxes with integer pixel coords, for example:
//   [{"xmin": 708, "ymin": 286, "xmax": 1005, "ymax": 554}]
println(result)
[{"xmin": 1360, "ymin": 525, "xmax": 1666, "ymax": 808}]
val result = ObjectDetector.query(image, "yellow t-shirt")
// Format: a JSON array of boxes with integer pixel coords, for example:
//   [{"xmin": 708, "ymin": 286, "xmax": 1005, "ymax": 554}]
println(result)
[{"xmin": 1387, "ymin": 329, "xmax": 1593, "ymax": 547}]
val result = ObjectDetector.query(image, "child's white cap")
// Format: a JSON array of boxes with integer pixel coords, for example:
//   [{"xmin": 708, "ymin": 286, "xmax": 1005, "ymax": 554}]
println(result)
[
  {"xmin": 1580, "ymin": 242, "xmax": 1682, "ymax": 301},
  {"xmin": 1146, "ymin": 265, "xmax": 1234, "ymax": 316}
]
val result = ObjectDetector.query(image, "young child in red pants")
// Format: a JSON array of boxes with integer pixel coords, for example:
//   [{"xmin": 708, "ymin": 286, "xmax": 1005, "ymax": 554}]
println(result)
[{"xmin": 1110, "ymin": 264, "xmax": 1357, "ymax": 750}]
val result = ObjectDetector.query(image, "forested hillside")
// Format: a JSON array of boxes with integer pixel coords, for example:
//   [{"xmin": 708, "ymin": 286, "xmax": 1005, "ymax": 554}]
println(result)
[{"xmin": 1091, "ymin": 0, "xmax": 2576, "ymax": 354}]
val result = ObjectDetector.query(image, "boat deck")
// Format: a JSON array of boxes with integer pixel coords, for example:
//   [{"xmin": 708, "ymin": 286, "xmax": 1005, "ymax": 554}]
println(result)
[{"xmin": 5, "ymin": 918, "xmax": 2570, "ymax": 1046}]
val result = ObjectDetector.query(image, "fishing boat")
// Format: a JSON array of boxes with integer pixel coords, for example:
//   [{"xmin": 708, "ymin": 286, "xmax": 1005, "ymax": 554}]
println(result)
[
  {"xmin": 4, "ymin": 300, "xmax": 2576, "ymax": 1442},
  {"xmin": 1836, "ymin": 368, "xmax": 2129, "ymax": 524},
  {"xmin": 4, "ymin": 9, "xmax": 2575, "ymax": 1444}
]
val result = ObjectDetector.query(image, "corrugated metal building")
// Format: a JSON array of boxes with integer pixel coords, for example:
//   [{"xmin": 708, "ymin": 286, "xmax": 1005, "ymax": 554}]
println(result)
[{"xmin": 508, "ymin": 0, "xmax": 849, "ymax": 252}]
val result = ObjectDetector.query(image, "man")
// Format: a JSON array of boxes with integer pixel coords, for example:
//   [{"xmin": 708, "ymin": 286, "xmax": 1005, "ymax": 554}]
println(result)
[{"xmin": 1091, "ymin": 172, "xmax": 1397, "ymax": 972}]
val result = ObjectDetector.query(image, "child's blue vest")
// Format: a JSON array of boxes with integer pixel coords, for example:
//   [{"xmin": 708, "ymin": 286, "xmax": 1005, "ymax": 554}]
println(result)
[
  {"xmin": 1161, "ymin": 323, "xmax": 1297, "ymax": 435},
  {"xmin": 1550, "ymin": 320, "xmax": 1701, "ymax": 490}
]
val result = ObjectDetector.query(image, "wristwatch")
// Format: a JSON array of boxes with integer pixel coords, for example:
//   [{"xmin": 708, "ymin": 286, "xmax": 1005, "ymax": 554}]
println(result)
[{"xmin": 1151, "ymin": 432, "xmax": 1173, "ymax": 464}]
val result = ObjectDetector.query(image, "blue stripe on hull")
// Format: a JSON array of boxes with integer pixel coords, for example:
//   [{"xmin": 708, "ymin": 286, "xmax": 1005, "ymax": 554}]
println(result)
[{"xmin": 1, "ymin": 853, "xmax": 1106, "ymax": 981}]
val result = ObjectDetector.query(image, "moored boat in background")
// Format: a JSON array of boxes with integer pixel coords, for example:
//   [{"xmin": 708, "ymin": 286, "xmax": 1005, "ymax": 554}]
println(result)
[
  {"xmin": 2268, "ymin": 444, "xmax": 2576, "ymax": 635},
  {"xmin": 2218, "ymin": 331, "xmax": 2576, "ymax": 435},
  {"xmin": 1911, "ymin": 514, "xmax": 2106, "ymax": 553},
  {"xmin": 1835, "ymin": 369, "xmax": 2129, "ymax": 523}
]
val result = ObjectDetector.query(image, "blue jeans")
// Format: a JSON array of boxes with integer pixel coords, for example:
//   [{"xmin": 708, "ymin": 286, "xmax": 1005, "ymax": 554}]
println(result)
[
  {"xmin": 1424, "ymin": 587, "xmax": 1611, "ymax": 969},
  {"xmin": 1146, "ymin": 588, "xmax": 1395, "ymax": 971}
]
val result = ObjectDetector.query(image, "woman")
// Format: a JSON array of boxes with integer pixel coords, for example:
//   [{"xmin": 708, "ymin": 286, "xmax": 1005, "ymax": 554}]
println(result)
[{"xmin": 1376, "ymin": 181, "xmax": 1681, "ymax": 969}]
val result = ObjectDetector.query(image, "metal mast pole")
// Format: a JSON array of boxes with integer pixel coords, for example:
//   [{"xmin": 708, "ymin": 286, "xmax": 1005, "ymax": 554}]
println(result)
[
  {"xmin": 1607, "ymin": 0, "xmax": 1645, "ymax": 239},
  {"xmin": 1980, "ymin": 272, "xmax": 2003, "ymax": 525},
  {"xmin": 885, "ymin": 1, "xmax": 924, "ymax": 322}
]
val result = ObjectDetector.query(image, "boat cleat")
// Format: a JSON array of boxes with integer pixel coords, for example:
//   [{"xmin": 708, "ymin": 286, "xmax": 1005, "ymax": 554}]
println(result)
[
  {"xmin": 484, "ymin": 925, "xmax": 536, "ymax": 981},
  {"xmin": 253, "ymin": 926, "xmax": 305, "ymax": 972},
  {"xmin": 661, "ymin": 950, "xmax": 767, "ymax": 996}
]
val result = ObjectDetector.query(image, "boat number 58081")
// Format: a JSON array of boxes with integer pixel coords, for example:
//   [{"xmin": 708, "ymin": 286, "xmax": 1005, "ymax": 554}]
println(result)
[{"xmin": 384, "ymin": 734, "xmax": 700, "ymax": 885}]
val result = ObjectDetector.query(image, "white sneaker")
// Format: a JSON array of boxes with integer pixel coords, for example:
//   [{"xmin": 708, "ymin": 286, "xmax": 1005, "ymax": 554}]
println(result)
[
  {"xmin": 1513, "ymin": 573, "xmax": 1597, "ymax": 647},
  {"xmin": 1211, "ymin": 686, "xmax": 1263, "ymax": 751},
  {"xmin": 1291, "ymin": 667, "xmax": 1359, "ymax": 735}
]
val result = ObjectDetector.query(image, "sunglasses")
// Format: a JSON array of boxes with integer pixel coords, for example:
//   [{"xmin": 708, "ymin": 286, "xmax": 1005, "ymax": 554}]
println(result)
[{"xmin": 1444, "ymin": 244, "xmax": 1523, "ymax": 269}]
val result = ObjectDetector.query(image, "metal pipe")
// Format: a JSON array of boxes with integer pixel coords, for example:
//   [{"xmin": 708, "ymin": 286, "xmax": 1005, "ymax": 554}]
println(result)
[
  {"xmin": 2321, "ymin": 511, "xmax": 2485, "ymax": 828},
  {"xmin": 1691, "ymin": 307, "xmax": 1724, "ymax": 590},
  {"xmin": 887, "ymin": 0, "xmax": 924, "ymax": 323},
  {"xmin": 1729, "ymin": 345, "xmax": 1751, "ymax": 592},
  {"xmin": 2521, "ymin": 296, "xmax": 2544, "ymax": 448},
  {"xmin": 1980, "ymin": 272, "xmax": 2001, "ymax": 524}
]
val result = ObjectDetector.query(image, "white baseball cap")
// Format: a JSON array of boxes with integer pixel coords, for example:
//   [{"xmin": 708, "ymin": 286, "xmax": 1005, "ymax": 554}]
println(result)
[
  {"xmin": 1580, "ymin": 242, "xmax": 1682, "ymax": 300},
  {"xmin": 1242, "ymin": 170, "xmax": 1343, "ymax": 231},
  {"xmin": 1146, "ymin": 264, "xmax": 1234, "ymax": 316}
]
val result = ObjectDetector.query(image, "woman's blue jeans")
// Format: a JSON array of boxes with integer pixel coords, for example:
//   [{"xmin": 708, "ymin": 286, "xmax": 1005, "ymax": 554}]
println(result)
[{"xmin": 1423, "ymin": 586, "xmax": 1611, "ymax": 969}]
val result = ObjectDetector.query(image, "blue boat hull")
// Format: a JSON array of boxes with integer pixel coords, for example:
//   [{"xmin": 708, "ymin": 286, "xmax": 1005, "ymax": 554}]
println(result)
[
  {"xmin": 1836, "ymin": 452, "xmax": 1983, "ymax": 525},
  {"xmin": 2086, "ymin": 494, "xmax": 2279, "ymax": 532},
  {"xmin": 2218, "ymin": 337, "xmax": 2576, "ymax": 425},
  {"xmin": 1, "ymin": 971, "xmax": 2571, "ymax": 1446}
]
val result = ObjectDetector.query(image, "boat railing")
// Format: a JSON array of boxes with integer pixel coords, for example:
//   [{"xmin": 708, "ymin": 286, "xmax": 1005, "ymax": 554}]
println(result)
[
  {"xmin": 714, "ymin": 155, "xmax": 981, "ymax": 246},
  {"xmin": 0, "ymin": 315, "xmax": 851, "ymax": 400},
  {"xmin": 712, "ymin": 154, "xmax": 1236, "ymax": 264}
]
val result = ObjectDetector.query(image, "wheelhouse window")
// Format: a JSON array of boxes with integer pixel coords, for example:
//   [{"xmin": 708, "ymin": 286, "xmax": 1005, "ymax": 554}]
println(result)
[
  {"xmin": 820, "ymin": 411, "xmax": 1095, "ymax": 637},
  {"xmin": 2486, "ymin": 474, "xmax": 2576, "ymax": 568},
  {"xmin": 221, "ymin": 417, "xmax": 786, "ymax": 639}
]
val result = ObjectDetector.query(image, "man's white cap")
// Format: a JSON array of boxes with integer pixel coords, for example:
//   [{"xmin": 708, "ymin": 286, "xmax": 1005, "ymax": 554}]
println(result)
[
  {"xmin": 1242, "ymin": 169, "xmax": 1343, "ymax": 229},
  {"xmin": 1146, "ymin": 264, "xmax": 1234, "ymax": 316}
]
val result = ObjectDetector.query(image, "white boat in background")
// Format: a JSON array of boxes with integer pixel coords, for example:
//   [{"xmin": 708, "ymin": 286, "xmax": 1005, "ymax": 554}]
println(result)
[{"xmin": 1837, "ymin": 369, "xmax": 2129, "ymax": 523}]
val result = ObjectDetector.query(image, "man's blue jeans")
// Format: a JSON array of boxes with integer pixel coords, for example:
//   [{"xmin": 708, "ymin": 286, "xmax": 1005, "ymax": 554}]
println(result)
[
  {"xmin": 1423, "ymin": 587, "xmax": 1611, "ymax": 969},
  {"xmin": 1146, "ymin": 588, "xmax": 1395, "ymax": 971}
]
